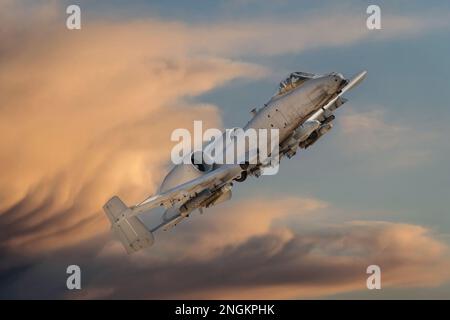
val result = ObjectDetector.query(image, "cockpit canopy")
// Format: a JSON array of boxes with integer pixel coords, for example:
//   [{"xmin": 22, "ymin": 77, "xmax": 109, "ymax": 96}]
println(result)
[{"xmin": 276, "ymin": 71, "xmax": 317, "ymax": 96}]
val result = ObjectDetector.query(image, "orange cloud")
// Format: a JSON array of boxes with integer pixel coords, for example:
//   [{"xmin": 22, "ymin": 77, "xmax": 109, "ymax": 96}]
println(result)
[
  {"xmin": 157, "ymin": 221, "xmax": 450, "ymax": 299},
  {"xmin": 0, "ymin": 2, "xmax": 265, "ymax": 253},
  {"xmin": 138, "ymin": 196, "xmax": 327, "ymax": 258},
  {"xmin": 70, "ymin": 214, "xmax": 450, "ymax": 300},
  {"xmin": 86, "ymin": 196, "xmax": 450, "ymax": 299}
]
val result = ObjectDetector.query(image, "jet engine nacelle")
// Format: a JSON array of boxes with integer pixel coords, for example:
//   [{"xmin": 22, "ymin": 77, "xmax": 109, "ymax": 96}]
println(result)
[
  {"xmin": 283, "ymin": 119, "xmax": 321, "ymax": 157},
  {"xmin": 299, "ymin": 123, "xmax": 333, "ymax": 149}
]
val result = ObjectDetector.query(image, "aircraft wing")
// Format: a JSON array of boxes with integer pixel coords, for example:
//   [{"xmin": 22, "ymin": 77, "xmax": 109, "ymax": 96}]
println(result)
[{"xmin": 131, "ymin": 163, "xmax": 243, "ymax": 217}]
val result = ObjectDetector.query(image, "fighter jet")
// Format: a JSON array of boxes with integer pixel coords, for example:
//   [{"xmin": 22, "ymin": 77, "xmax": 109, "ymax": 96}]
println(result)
[{"xmin": 103, "ymin": 70, "xmax": 367, "ymax": 253}]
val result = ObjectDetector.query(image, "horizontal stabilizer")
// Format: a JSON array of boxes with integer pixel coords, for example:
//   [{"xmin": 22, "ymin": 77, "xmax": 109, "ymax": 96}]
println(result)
[{"xmin": 103, "ymin": 196, "xmax": 154, "ymax": 254}]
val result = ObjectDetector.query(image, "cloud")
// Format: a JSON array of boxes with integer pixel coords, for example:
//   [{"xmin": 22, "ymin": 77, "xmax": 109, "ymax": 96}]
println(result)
[
  {"xmin": 103, "ymin": 10, "xmax": 449, "ymax": 59},
  {"xmin": 0, "ymin": 1, "xmax": 266, "ymax": 253},
  {"xmin": 87, "ymin": 219, "xmax": 450, "ymax": 299},
  {"xmin": 139, "ymin": 196, "xmax": 327, "ymax": 258},
  {"xmin": 337, "ymin": 107, "xmax": 436, "ymax": 170},
  {"xmin": 2, "ymin": 197, "xmax": 449, "ymax": 299}
]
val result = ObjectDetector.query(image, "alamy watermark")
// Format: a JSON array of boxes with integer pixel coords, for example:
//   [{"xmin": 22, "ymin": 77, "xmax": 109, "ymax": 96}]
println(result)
[
  {"xmin": 171, "ymin": 121, "xmax": 280, "ymax": 175},
  {"xmin": 366, "ymin": 5, "xmax": 382, "ymax": 30},
  {"xmin": 66, "ymin": 264, "xmax": 81, "ymax": 290},
  {"xmin": 66, "ymin": 5, "xmax": 81, "ymax": 30},
  {"xmin": 366, "ymin": 265, "xmax": 381, "ymax": 290}
]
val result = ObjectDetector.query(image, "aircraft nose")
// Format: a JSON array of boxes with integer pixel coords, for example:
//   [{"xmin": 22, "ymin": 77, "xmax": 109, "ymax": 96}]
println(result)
[
  {"xmin": 331, "ymin": 73, "xmax": 344, "ymax": 83},
  {"xmin": 326, "ymin": 73, "xmax": 345, "ymax": 93}
]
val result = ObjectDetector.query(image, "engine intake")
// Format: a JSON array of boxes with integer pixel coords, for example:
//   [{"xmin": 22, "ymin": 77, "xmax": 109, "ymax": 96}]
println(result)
[{"xmin": 190, "ymin": 150, "xmax": 214, "ymax": 172}]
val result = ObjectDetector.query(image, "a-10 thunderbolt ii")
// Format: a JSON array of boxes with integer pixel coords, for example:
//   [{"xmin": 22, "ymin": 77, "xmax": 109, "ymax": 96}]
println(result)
[{"xmin": 103, "ymin": 70, "xmax": 367, "ymax": 253}]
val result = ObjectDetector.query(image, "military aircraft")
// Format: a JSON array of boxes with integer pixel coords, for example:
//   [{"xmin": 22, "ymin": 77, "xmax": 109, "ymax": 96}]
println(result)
[{"xmin": 103, "ymin": 70, "xmax": 367, "ymax": 253}]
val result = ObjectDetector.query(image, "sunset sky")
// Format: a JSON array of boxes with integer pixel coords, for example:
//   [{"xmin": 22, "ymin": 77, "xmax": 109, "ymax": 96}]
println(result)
[{"xmin": 1, "ymin": 0, "xmax": 450, "ymax": 299}]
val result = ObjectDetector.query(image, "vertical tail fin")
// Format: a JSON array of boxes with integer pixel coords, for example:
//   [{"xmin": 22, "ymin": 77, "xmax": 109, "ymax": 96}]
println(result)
[{"xmin": 103, "ymin": 196, "xmax": 154, "ymax": 254}]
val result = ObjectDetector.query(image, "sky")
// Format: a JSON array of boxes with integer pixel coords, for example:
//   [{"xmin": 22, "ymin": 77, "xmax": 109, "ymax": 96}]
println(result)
[{"xmin": 0, "ymin": 0, "xmax": 450, "ymax": 299}]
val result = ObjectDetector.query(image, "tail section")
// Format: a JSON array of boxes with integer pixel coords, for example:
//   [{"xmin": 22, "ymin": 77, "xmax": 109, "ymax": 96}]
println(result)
[{"xmin": 103, "ymin": 196, "xmax": 154, "ymax": 254}]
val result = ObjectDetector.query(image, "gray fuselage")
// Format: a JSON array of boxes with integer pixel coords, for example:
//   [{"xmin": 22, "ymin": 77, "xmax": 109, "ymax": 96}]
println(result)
[
  {"xmin": 244, "ymin": 74, "xmax": 344, "ymax": 145},
  {"xmin": 158, "ymin": 73, "xmax": 345, "ymax": 193}
]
